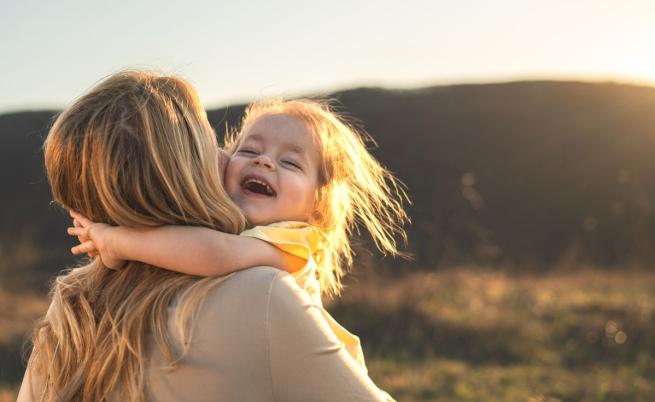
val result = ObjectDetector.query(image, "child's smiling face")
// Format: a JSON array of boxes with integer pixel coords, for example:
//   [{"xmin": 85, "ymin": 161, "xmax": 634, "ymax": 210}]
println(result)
[{"xmin": 224, "ymin": 114, "xmax": 321, "ymax": 226}]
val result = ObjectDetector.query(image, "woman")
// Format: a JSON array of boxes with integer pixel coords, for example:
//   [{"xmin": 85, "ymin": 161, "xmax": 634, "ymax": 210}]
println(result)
[{"xmin": 18, "ymin": 71, "xmax": 391, "ymax": 401}]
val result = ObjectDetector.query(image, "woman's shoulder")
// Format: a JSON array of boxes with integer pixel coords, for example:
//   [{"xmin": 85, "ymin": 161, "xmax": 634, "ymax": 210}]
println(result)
[
  {"xmin": 195, "ymin": 266, "xmax": 312, "ymax": 331},
  {"xmin": 198, "ymin": 267, "xmax": 297, "ymax": 314},
  {"xmin": 219, "ymin": 266, "xmax": 290, "ymax": 292},
  {"xmin": 230, "ymin": 265, "xmax": 285, "ymax": 280},
  {"xmin": 168, "ymin": 267, "xmax": 309, "ymax": 366},
  {"xmin": 150, "ymin": 267, "xmax": 300, "ymax": 401},
  {"xmin": 164, "ymin": 267, "xmax": 296, "ymax": 357}
]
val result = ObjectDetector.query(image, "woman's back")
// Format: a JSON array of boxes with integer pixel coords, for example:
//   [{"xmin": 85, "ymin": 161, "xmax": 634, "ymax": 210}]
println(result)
[
  {"xmin": 20, "ymin": 71, "xmax": 392, "ymax": 402},
  {"xmin": 145, "ymin": 267, "xmax": 389, "ymax": 402}
]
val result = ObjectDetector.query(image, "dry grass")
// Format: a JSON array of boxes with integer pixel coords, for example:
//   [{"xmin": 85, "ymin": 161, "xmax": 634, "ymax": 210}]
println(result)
[
  {"xmin": 2, "ymin": 267, "xmax": 654, "ymax": 401},
  {"xmin": 0, "ymin": 290, "xmax": 48, "ymax": 344},
  {"xmin": 330, "ymin": 267, "xmax": 655, "ymax": 401},
  {"xmin": 367, "ymin": 358, "xmax": 654, "ymax": 402},
  {"xmin": 0, "ymin": 387, "xmax": 17, "ymax": 402},
  {"xmin": 0, "ymin": 290, "xmax": 48, "ymax": 396}
]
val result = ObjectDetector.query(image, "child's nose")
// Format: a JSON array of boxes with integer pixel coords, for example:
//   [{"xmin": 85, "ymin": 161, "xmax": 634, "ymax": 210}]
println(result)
[{"xmin": 253, "ymin": 154, "xmax": 276, "ymax": 170}]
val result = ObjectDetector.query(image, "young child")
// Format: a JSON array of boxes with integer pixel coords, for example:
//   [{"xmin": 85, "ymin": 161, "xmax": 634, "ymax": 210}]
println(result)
[{"xmin": 68, "ymin": 98, "xmax": 410, "ymax": 373}]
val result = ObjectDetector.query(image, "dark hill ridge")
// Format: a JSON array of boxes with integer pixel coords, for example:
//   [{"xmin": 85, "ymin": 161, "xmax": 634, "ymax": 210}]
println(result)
[{"xmin": 3, "ymin": 81, "xmax": 655, "ymax": 287}]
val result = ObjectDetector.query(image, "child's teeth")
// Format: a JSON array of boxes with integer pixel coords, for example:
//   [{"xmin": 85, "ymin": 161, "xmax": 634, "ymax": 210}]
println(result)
[{"xmin": 245, "ymin": 178, "xmax": 273, "ymax": 194}]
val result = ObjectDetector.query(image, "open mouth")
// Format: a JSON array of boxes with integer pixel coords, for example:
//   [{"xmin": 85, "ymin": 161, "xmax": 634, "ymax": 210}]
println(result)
[{"xmin": 241, "ymin": 175, "xmax": 276, "ymax": 197}]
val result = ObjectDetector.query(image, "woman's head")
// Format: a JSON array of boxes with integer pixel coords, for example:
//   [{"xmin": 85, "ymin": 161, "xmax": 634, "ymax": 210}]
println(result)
[
  {"xmin": 45, "ymin": 70, "xmax": 244, "ymax": 231},
  {"xmin": 225, "ymin": 99, "xmax": 410, "ymax": 297},
  {"xmin": 33, "ymin": 71, "xmax": 245, "ymax": 401}
]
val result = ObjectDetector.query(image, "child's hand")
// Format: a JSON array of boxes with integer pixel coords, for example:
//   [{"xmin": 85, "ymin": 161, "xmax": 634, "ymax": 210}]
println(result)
[{"xmin": 67, "ymin": 210, "xmax": 125, "ymax": 269}]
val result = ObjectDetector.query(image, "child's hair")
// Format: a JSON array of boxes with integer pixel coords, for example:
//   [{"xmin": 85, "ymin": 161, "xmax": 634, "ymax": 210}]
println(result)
[{"xmin": 225, "ymin": 99, "xmax": 410, "ymax": 298}]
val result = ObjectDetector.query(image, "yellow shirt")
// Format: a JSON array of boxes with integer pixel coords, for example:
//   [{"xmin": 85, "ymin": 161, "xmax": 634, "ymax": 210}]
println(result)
[{"xmin": 241, "ymin": 221, "xmax": 368, "ymax": 372}]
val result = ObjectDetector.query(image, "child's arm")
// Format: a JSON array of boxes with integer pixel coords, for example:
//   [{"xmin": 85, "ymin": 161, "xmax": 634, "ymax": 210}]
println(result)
[{"xmin": 68, "ymin": 210, "xmax": 305, "ymax": 276}]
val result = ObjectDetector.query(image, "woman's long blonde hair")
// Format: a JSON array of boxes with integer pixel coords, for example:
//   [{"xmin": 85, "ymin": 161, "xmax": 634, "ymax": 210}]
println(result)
[
  {"xmin": 30, "ymin": 71, "xmax": 245, "ymax": 401},
  {"xmin": 226, "ymin": 99, "xmax": 410, "ymax": 298}
]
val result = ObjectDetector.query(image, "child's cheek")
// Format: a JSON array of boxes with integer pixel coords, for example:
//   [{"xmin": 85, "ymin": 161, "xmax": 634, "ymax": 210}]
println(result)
[
  {"xmin": 223, "ymin": 160, "xmax": 240, "ymax": 200},
  {"xmin": 222, "ymin": 159, "xmax": 230, "ymax": 183},
  {"xmin": 218, "ymin": 148, "xmax": 231, "ymax": 176}
]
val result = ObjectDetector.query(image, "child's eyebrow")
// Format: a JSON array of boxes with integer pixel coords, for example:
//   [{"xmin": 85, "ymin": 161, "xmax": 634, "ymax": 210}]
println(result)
[
  {"xmin": 242, "ymin": 134, "xmax": 264, "ymax": 144},
  {"xmin": 242, "ymin": 134, "xmax": 309, "ymax": 163},
  {"xmin": 283, "ymin": 144, "xmax": 304, "ymax": 154},
  {"xmin": 244, "ymin": 133, "xmax": 307, "ymax": 158}
]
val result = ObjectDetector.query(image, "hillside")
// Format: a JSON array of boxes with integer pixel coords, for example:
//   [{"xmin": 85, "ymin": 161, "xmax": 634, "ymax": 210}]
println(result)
[{"xmin": 2, "ymin": 81, "xmax": 655, "ymax": 288}]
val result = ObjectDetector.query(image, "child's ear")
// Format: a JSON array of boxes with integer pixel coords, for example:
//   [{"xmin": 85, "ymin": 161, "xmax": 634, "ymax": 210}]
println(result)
[{"xmin": 310, "ymin": 210, "xmax": 323, "ymax": 224}]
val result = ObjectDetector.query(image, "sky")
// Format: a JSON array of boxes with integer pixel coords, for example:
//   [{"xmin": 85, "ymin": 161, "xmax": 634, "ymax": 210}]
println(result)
[{"xmin": 1, "ymin": 0, "xmax": 654, "ymax": 113}]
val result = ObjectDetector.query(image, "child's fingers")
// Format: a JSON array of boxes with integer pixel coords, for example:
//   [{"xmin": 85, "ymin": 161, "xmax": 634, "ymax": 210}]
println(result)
[
  {"xmin": 67, "ymin": 226, "xmax": 89, "ymax": 238},
  {"xmin": 71, "ymin": 241, "xmax": 96, "ymax": 255},
  {"xmin": 73, "ymin": 219, "xmax": 81, "ymax": 228},
  {"xmin": 70, "ymin": 228, "xmax": 90, "ymax": 244},
  {"xmin": 69, "ymin": 209, "xmax": 92, "ymax": 227}
]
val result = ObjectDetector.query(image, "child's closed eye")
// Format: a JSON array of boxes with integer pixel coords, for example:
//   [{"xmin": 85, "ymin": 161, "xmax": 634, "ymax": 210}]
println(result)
[
  {"xmin": 282, "ymin": 160, "xmax": 302, "ymax": 169},
  {"xmin": 238, "ymin": 148, "xmax": 259, "ymax": 155}
]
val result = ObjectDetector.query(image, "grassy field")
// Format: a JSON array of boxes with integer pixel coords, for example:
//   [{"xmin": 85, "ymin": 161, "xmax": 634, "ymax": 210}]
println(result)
[
  {"xmin": 2, "ymin": 267, "xmax": 654, "ymax": 401},
  {"xmin": 0, "ymin": 290, "xmax": 48, "ymax": 402}
]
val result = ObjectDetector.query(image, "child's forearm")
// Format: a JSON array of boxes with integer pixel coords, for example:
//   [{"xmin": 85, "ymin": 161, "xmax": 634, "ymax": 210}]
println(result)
[{"xmin": 109, "ymin": 225, "xmax": 296, "ymax": 276}]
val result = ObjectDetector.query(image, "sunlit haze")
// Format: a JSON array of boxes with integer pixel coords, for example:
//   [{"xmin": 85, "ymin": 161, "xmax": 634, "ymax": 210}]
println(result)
[{"xmin": 1, "ymin": 0, "xmax": 654, "ymax": 113}]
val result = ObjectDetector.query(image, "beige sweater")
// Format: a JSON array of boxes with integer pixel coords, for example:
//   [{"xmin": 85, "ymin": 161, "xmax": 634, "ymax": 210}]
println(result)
[{"xmin": 18, "ymin": 267, "xmax": 392, "ymax": 402}]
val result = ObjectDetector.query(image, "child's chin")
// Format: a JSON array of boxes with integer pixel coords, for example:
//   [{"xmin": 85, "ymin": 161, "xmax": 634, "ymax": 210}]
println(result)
[{"xmin": 244, "ymin": 214, "xmax": 274, "ymax": 227}]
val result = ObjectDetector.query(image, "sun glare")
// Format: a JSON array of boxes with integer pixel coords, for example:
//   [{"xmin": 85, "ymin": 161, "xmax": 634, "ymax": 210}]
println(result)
[{"xmin": 602, "ymin": 27, "xmax": 655, "ymax": 86}]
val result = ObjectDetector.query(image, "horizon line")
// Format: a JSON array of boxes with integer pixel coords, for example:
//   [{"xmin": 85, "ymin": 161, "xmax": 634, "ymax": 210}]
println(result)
[{"xmin": 3, "ymin": 73, "xmax": 654, "ymax": 116}]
